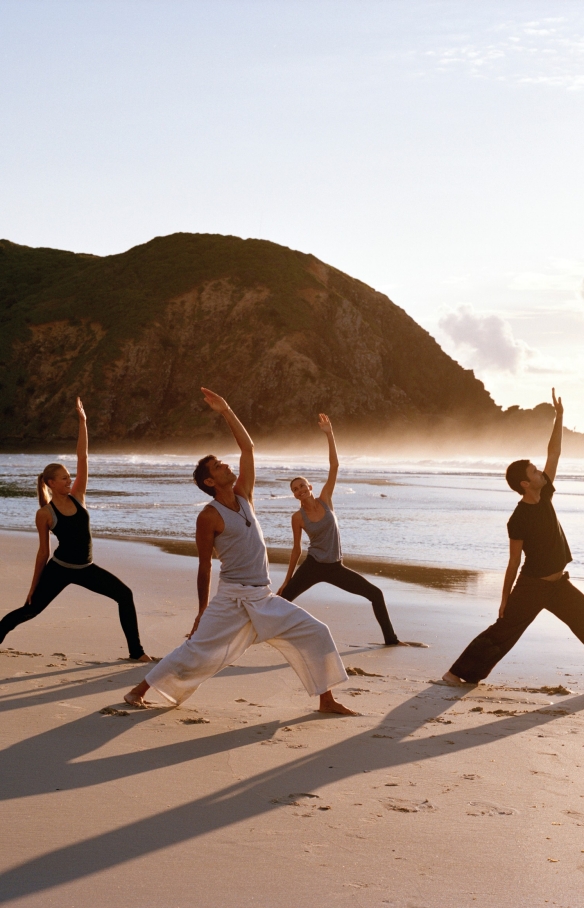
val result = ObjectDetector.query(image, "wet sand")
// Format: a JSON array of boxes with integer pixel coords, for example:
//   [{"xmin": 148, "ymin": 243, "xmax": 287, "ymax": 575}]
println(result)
[{"xmin": 1, "ymin": 530, "xmax": 584, "ymax": 907}]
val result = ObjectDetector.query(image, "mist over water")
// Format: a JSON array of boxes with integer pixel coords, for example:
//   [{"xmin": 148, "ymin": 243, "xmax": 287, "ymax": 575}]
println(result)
[{"xmin": 1, "ymin": 452, "xmax": 583, "ymax": 589}]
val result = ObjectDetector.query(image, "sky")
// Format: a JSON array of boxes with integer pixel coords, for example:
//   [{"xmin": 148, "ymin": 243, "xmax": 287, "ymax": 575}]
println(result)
[{"xmin": 1, "ymin": 0, "xmax": 583, "ymax": 426}]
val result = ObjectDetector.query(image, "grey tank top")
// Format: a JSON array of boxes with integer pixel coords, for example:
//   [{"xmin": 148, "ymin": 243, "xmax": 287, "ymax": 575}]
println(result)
[
  {"xmin": 301, "ymin": 498, "xmax": 342, "ymax": 563},
  {"xmin": 208, "ymin": 495, "xmax": 270, "ymax": 585}
]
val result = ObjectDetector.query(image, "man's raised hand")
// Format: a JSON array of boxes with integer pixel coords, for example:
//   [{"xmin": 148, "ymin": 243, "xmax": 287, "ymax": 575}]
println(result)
[
  {"xmin": 552, "ymin": 388, "xmax": 563, "ymax": 418},
  {"xmin": 76, "ymin": 397, "xmax": 87, "ymax": 422},
  {"xmin": 202, "ymin": 388, "xmax": 229, "ymax": 413},
  {"xmin": 318, "ymin": 413, "xmax": 333, "ymax": 434}
]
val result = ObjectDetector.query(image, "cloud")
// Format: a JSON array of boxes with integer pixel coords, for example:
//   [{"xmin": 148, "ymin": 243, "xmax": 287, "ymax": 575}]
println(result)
[
  {"xmin": 422, "ymin": 15, "xmax": 584, "ymax": 91},
  {"xmin": 507, "ymin": 260, "xmax": 584, "ymax": 309},
  {"xmin": 439, "ymin": 305, "xmax": 534, "ymax": 372}
]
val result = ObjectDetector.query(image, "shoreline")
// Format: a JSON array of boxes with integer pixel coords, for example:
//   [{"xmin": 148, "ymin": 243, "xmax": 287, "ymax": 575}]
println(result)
[{"xmin": 0, "ymin": 526, "xmax": 482, "ymax": 592}]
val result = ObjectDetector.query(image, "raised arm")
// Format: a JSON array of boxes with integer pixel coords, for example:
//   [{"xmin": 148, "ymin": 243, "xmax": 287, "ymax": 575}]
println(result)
[
  {"xmin": 202, "ymin": 388, "xmax": 255, "ymax": 503},
  {"xmin": 70, "ymin": 397, "xmax": 88, "ymax": 503},
  {"xmin": 543, "ymin": 388, "xmax": 563, "ymax": 483},
  {"xmin": 277, "ymin": 511, "xmax": 304, "ymax": 596},
  {"xmin": 318, "ymin": 414, "xmax": 338, "ymax": 507}
]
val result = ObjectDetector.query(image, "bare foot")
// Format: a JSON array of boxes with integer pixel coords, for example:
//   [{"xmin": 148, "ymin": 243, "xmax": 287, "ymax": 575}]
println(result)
[
  {"xmin": 442, "ymin": 670, "xmax": 470, "ymax": 686},
  {"xmin": 123, "ymin": 691, "xmax": 149, "ymax": 708},
  {"xmin": 129, "ymin": 654, "xmax": 158, "ymax": 663},
  {"xmin": 318, "ymin": 692, "xmax": 359, "ymax": 716},
  {"xmin": 124, "ymin": 679, "xmax": 152, "ymax": 707},
  {"xmin": 401, "ymin": 641, "xmax": 429, "ymax": 648}
]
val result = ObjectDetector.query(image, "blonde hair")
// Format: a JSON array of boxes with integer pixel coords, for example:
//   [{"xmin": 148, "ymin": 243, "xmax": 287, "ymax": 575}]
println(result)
[{"xmin": 37, "ymin": 463, "xmax": 66, "ymax": 507}]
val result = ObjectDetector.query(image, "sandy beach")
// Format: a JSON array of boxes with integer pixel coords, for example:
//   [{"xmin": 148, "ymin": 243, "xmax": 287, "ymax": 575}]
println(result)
[{"xmin": 1, "ymin": 529, "xmax": 584, "ymax": 907}]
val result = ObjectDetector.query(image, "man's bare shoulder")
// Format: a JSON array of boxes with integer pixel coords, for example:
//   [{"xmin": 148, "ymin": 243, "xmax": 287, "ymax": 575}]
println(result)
[{"xmin": 197, "ymin": 502, "xmax": 223, "ymax": 529}]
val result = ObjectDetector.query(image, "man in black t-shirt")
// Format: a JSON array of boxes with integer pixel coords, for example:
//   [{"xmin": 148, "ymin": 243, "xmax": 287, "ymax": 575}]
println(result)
[{"xmin": 443, "ymin": 389, "xmax": 584, "ymax": 685}]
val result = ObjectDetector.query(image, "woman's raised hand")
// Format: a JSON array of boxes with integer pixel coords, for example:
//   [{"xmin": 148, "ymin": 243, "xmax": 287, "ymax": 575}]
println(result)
[
  {"xmin": 76, "ymin": 397, "xmax": 87, "ymax": 422},
  {"xmin": 201, "ymin": 388, "xmax": 230, "ymax": 413},
  {"xmin": 318, "ymin": 413, "xmax": 332, "ymax": 434}
]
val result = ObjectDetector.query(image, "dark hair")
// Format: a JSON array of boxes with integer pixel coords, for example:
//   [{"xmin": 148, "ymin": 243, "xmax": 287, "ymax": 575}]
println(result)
[
  {"xmin": 506, "ymin": 459, "xmax": 530, "ymax": 494},
  {"xmin": 193, "ymin": 455, "xmax": 216, "ymax": 496},
  {"xmin": 290, "ymin": 476, "xmax": 309, "ymax": 490}
]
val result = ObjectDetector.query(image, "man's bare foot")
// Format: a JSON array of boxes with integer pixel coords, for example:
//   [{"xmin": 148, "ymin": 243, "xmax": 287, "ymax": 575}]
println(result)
[
  {"xmin": 318, "ymin": 691, "xmax": 359, "ymax": 716},
  {"xmin": 124, "ymin": 679, "xmax": 152, "ymax": 707},
  {"xmin": 402, "ymin": 641, "xmax": 429, "ymax": 648},
  {"xmin": 442, "ymin": 670, "xmax": 470, "ymax": 686},
  {"xmin": 129, "ymin": 654, "xmax": 158, "ymax": 663},
  {"xmin": 123, "ymin": 691, "xmax": 149, "ymax": 708}
]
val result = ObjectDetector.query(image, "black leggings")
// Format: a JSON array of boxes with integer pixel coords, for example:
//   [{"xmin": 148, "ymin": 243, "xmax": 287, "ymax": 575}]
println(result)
[
  {"xmin": 281, "ymin": 555, "xmax": 399, "ymax": 645},
  {"xmin": 0, "ymin": 559, "xmax": 145, "ymax": 659}
]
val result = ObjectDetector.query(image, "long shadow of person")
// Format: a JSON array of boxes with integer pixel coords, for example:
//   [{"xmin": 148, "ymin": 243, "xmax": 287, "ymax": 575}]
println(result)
[{"xmin": 1, "ymin": 682, "xmax": 582, "ymax": 902}]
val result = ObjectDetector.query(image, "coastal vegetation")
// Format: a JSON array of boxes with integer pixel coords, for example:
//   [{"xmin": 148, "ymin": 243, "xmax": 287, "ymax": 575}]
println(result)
[{"xmin": 0, "ymin": 233, "xmax": 580, "ymax": 453}]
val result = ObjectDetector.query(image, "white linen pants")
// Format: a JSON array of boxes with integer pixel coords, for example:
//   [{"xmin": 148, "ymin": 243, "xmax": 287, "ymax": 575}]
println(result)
[{"xmin": 145, "ymin": 580, "xmax": 348, "ymax": 705}]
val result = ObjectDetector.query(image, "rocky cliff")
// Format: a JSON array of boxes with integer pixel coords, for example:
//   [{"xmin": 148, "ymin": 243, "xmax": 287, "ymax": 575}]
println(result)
[{"xmin": 0, "ymin": 233, "xmax": 579, "ymax": 452}]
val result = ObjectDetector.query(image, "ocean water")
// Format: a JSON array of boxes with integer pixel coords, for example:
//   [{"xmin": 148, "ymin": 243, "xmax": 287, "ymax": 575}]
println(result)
[{"xmin": 1, "ymin": 452, "xmax": 583, "ymax": 585}]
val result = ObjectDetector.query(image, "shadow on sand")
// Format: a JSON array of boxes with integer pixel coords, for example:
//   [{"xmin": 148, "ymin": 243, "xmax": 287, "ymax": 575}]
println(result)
[{"xmin": 1, "ymin": 669, "xmax": 582, "ymax": 903}]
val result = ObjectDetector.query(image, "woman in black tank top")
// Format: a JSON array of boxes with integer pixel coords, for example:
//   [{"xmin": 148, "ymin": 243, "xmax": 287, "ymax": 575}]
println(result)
[{"xmin": 0, "ymin": 398, "xmax": 153, "ymax": 662}]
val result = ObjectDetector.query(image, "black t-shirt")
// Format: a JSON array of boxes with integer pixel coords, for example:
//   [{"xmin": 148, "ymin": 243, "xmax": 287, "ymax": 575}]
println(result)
[{"xmin": 507, "ymin": 473, "xmax": 572, "ymax": 578}]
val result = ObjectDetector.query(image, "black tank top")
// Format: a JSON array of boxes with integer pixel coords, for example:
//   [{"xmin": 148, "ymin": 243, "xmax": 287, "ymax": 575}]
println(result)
[{"xmin": 49, "ymin": 495, "xmax": 93, "ymax": 566}]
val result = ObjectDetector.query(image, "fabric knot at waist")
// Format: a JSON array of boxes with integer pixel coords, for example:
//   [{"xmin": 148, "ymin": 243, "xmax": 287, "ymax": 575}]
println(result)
[{"xmin": 216, "ymin": 579, "xmax": 272, "ymax": 608}]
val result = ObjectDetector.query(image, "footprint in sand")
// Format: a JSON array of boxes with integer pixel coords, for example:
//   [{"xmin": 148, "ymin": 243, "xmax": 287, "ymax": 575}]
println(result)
[
  {"xmin": 466, "ymin": 801, "xmax": 518, "ymax": 816},
  {"xmin": 270, "ymin": 792, "xmax": 320, "ymax": 806},
  {"xmin": 384, "ymin": 798, "xmax": 436, "ymax": 813}
]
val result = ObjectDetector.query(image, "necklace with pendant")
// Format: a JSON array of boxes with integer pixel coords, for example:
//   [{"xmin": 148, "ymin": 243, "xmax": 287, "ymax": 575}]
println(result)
[{"xmin": 224, "ymin": 498, "xmax": 251, "ymax": 527}]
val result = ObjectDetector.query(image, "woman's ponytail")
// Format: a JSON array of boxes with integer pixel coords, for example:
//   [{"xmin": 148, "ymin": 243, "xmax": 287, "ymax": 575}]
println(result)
[
  {"xmin": 37, "ymin": 474, "xmax": 49, "ymax": 507},
  {"xmin": 37, "ymin": 463, "xmax": 65, "ymax": 507}
]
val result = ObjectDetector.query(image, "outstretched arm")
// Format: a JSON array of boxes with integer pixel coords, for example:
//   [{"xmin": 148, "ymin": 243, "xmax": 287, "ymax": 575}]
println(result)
[
  {"xmin": 318, "ymin": 414, "xmax": 338, "ymax": 507},
  {"xmin": 544, "ymin": 388, "xmax": 563, "ymax": 483},
  {"xmin": 202, "ymin": 388, "xmax": 255, "ymax": 503},
  {"xmin": 499, "ymin": 538, "xmax": 523, "ymax": 618},
  {"xmin": 27, "ymin": 510, "xmax": 51, "ymax": 603},
  {"xmin": 277, "ymin": 512, "xmax": 304, "ymax": 596},
  {"xmin": 189, "ymin": 507, "xmax": 219, "ymax": 638},
  {"xmin": 71, "ymin": 397, "xmax": 88, "ymax": 503}
]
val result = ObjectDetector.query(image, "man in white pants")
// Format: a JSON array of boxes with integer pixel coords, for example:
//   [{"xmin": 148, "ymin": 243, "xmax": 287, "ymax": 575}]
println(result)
[{"xmin": 125, "ymin": 388, "xmax": 355, "ymax": 715}]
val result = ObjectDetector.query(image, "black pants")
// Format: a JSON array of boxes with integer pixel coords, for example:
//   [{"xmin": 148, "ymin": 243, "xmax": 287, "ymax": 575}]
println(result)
[
  {"xmin": 0, "ymin": 559, "xmax": 145, "ymax": 659},
  {"xmin": 450, "ymin": 572, "xmax": 584, "ymax": 683},
  {"xmin": 281, "ymin": 555, "xmax": 399, "ymax": 645}
]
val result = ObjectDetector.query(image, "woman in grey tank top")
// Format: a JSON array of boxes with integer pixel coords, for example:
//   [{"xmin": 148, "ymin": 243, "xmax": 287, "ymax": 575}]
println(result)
[{"xmin": 279, "ymin": 414, "xmax": 408, "ymax": 646}]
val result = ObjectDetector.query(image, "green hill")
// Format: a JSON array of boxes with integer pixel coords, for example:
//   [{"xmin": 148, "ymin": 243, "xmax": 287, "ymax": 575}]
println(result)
[{"xmin": 0, "ymin": 233, "xmax": 577, "ymax": 452}]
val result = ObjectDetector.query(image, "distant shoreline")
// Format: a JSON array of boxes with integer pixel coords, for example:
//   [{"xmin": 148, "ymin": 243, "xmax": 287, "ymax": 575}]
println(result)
[{"xmin": 0, "ymin": 527, "xmax": 480, "ymax": 592}]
